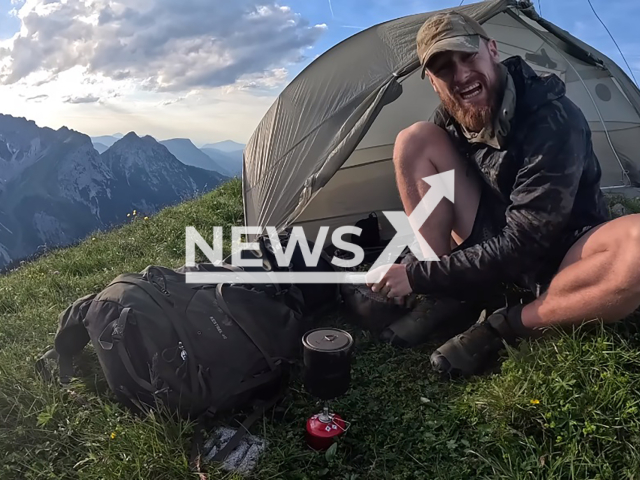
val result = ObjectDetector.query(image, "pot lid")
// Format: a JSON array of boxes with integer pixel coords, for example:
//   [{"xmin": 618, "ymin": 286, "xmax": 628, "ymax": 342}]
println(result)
[{"xmin": 303, "ymin": 328, "xmax": 353, "ymax": 352}]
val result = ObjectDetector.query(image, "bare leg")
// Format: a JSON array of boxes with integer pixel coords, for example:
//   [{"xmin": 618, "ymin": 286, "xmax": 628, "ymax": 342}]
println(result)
[
  {"xmin": 522, "ymin": 214, "xmax": 640, "ymax": 329},
  {"xmin": 378, "ymin": 122, "xmax": 490, "ymax": 348},
  {"xmin": 393, "ymin": 122, "xmax": 482, "ymax": 256}
]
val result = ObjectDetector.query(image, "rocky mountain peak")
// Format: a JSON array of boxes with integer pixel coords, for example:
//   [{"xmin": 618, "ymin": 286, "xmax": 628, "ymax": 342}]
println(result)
[{"xmin": 0, "ymin": 114, "xmax": 226, "ymax": 271}]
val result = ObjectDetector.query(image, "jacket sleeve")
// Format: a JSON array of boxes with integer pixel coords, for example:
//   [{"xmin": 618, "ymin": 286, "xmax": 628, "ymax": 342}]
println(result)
[{"xmin": 405, "ymin": 109, "xmax": 588, "ymax": 295}]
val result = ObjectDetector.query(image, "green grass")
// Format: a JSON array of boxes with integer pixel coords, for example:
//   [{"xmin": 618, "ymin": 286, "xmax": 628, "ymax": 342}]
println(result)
[{"xmin": 2, "ymin": 178, "xmax": 640, "ymax": 479}]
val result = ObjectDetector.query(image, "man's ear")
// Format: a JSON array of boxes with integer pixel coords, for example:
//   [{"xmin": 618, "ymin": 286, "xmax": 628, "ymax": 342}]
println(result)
[
  {"xmin": 486, "ymin": 38, "xmax": 500, "ymax": 62},
  {"xmin": 426, "ymin": 70, "xmax": 438, "ymax": 92}
]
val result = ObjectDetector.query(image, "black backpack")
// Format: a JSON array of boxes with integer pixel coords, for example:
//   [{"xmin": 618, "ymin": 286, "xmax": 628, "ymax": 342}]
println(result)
[{"xmin": 36, "ymin": 264, "xmax": 309, "ymax": 449}]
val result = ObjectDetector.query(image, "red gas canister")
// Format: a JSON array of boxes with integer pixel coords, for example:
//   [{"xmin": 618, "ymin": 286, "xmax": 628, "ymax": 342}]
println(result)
[{"xmin": 305, "ymin": 411, "xmax": 347, "ymax": 451}]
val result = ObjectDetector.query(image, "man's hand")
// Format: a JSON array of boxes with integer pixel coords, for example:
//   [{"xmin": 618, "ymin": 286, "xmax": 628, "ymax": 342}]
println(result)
[{"xmin": 365, "ymin": 264, "xmax": 413, "ymax": 299}]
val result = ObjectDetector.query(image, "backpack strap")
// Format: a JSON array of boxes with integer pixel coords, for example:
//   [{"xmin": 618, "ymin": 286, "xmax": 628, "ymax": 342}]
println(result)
[
  {"xmin": 214, "ymin": 283, "xmax": 276, "ymax": 371},
  {"xmin": 35, "ymin": 349, "xmax": 75, "ymax": 385},
  {"xmin": 97, "ymin": 307, "xmax": 155, "ymax": 393},
  {"xmin": 36, "ymin": 293, "xmax": 97, "ymax": 384},
  {"xmin": 232, "ymin": 368, "xmax": 282, "ymax": 397}
]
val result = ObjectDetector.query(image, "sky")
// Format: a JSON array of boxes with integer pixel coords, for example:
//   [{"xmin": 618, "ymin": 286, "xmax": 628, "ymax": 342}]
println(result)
[{"xmin": 0, "ymin": 0, "xmax": 638, "ymax": 146}]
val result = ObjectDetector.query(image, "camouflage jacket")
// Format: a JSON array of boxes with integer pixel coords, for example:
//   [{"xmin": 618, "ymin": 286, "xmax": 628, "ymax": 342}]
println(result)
[{"xmin": 405, "ymin": 55, "xmax": 610, "ymax": 295}]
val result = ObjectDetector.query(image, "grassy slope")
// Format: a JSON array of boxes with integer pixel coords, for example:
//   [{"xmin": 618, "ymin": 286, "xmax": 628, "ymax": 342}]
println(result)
[{"xmin": 2, "ymin": 179, "xmax": 640, "ymax": 479}]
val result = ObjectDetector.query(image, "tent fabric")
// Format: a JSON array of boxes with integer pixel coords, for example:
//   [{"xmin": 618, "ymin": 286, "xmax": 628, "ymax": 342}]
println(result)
[
  {"xmin": 243, "ymin": 0, "xmax": 640, "ymax": 244},
  {"xmin": 516, "ymin": 4, "xmax": 640, "ymax": 116}
]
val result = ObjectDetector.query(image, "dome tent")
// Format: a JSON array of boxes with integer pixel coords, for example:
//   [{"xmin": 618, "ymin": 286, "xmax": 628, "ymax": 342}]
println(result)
[{"xmin": 243, "ymin": 0, "xmax": 640, "ymax": 246}]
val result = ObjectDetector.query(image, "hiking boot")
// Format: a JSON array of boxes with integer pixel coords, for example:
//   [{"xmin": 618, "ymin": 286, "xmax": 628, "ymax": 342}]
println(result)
[
  {"xmin": 430, "ymin": 306, "xmax": 523, "ymax": 378},
  {"xmin": 379, "ymin": 296, "xmax": 486, "ymax": 348}
]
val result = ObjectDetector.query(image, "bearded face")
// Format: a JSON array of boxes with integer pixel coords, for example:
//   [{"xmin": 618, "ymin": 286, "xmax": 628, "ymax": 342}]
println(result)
[{"xmin": 426, "ymin": 39, "xmax": 504, "ymax": 132}]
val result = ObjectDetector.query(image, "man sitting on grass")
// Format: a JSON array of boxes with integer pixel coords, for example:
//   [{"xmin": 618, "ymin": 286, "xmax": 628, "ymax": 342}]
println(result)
[{"xmin": 366, "ymin": 11, "xmax": 640, "ymax": 377}]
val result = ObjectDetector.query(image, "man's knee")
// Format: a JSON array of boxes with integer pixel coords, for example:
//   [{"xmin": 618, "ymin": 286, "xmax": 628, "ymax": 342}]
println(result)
[
  {"xmin": 614, "ymin": 214, "xmax": 640, "ymax": 254},
  {"xmin": 393, "ymin": 121, "xmax": 450, "ymax": 170},
  {"xmin": 625, "ymin": 214, "xmax": 640, "ymax": 242},
  {"xmin": 612, "ymin": 214, "xmax": 640, "ymax": 290},
  {"xmin": 622, "ymin": 212, "xmax": 640, "ymax": 252}
]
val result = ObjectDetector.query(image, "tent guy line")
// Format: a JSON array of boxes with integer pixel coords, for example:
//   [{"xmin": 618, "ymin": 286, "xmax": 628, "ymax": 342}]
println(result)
[{"xmin": 585, "ymin": 0, "xmax": 638, "ymax": 86}]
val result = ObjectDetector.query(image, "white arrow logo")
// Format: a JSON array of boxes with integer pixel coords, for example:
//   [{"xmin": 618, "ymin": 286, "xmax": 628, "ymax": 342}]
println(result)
[{"xmin": 349, "ymin": 170, "xmax": 454, "ymax": 283}]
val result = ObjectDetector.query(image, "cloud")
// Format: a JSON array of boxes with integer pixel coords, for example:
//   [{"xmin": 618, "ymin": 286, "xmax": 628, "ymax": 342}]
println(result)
[
  {"xmin": 0, "ymin": 0, "xmax": 327, "ymax": 93},
  {"xmin": 32, "ymin": 73, "xmax": 58, "ymax": 86},
  {"xmin": 160, "ymin": 96, "xmax": 186, "ymax": 106},
  {"xmin": 158, "ymin": 88, "xmax": 203, "ymax": 106},
  {"xmin": 26, "ymin": 94, "xmax": 48, "ymax": 101},
  {"xmin": 64, "ymin": 94, "xmax": 100, "ymax": 104},
  {"xmin": 226, "ymin": 67, "xmax": 290, "ymax": 93}
]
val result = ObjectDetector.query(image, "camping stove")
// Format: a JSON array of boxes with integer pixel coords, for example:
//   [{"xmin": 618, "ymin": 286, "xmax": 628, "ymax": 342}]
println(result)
[{"xmin": 301, "ymin": 328, "xmax": 354, "ymax": 451}]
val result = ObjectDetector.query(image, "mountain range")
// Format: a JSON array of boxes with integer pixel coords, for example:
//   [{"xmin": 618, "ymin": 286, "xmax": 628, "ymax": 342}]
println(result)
[
  {"xmin": 90, "ymin": 136, "xmax": 244, "ymax": 177},
  {"xmin": 202, "ymin": 140, "xmax": 245, "ymax": 152},
  {"xmin": 0, "ymin": 114, "xmax": 229, "ymax": 271}
]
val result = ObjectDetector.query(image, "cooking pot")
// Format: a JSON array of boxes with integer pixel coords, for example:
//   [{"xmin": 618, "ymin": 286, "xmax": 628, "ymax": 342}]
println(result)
[{"xmin": 302, "ymin": 328, "xmax": 354, "ymax": 400}]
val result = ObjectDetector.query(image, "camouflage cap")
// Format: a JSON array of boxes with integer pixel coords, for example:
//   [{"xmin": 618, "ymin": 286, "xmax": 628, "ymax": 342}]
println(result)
[{"xmin": 416, "ymin": 11, "xmax": 490, "ymax": 78}]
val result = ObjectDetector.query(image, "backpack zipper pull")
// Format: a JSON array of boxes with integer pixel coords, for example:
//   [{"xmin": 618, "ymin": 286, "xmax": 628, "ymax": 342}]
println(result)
[{"xmin": 178, "ymin": 341, "xmax": 188, "ymax": 361}]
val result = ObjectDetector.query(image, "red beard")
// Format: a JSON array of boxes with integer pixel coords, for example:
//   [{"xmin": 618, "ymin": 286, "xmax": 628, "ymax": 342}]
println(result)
[{"xmin": 438, "ymin": 65, "xmax": 503, "ymax": 132}]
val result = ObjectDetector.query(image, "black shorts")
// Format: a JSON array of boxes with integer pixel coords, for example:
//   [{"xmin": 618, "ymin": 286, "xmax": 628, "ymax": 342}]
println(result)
[{"xmin": 453, "ymin": 183, "xmax": 601, "ymax": 296}]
